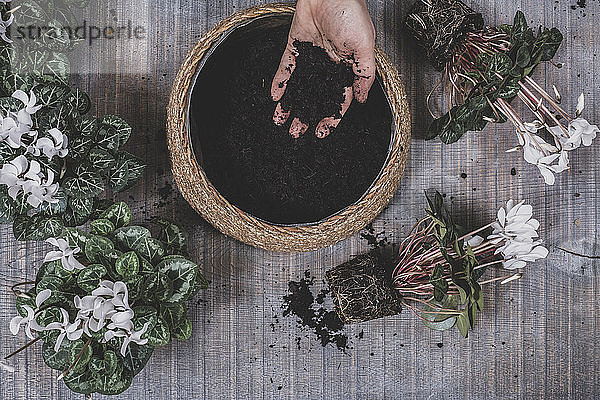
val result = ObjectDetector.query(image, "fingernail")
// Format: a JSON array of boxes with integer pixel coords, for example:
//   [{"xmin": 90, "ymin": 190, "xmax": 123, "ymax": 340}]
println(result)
[{"xmin": 316, "ymin": 127, "xmax": 329, "ymax": 138}]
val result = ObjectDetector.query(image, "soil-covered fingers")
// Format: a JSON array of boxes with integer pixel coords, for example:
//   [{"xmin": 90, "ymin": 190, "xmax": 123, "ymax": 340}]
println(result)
[
  {"xmin": 351, "ymin": 51, "xmax": 376, "ymax": 103},
  {"xmin": 273, "ymin": 102, "xmax": 291, "ymax": 126},
  {"xmin": 271, "ymin": 41, "xmax": 298, "ymax": 102},
  {"xmin": 315, "ymin": 86, "xmax": 353, "ymax": 139},
  {"xmin": 290, "ymin": 117, "xmax": 309, "ymax": 138}
]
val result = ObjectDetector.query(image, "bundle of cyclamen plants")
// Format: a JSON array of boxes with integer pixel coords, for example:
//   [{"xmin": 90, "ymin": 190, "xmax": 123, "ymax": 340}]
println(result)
[
  {"xmin": 0, "ymin": 1, "xmax": 205, "ymax": 396},
  {"xmin": 406, "ymin": 0, "xmax": 599, "ymax": 185},
  {"xmin": 326, "ymin": 191, "xmax": 547, "ymax": 337},
  {"xmin": 0, "ymin": 0, "xmax": 144, "ymax": 241},
  {"xmin": 8, "ymin": 202, "xmax": 208, "ymax": 395}
]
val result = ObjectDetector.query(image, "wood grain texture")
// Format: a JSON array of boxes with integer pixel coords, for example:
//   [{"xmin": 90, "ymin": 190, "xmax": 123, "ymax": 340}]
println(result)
[{"xmin": 1, "ymin": 0, "xmax": 599, "ymax": 399}]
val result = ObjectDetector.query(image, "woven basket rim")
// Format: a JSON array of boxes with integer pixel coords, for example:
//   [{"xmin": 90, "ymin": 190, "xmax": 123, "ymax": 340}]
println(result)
[{"xmin": 167, "ymin": 3, "xmax": 411, "ymax": 252}]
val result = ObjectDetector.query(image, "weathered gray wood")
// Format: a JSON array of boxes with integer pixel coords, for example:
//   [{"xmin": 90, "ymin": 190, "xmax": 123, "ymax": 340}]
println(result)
[{"xmin": 1, "ymin": 0, "xmax": 599, "ymax": 399}]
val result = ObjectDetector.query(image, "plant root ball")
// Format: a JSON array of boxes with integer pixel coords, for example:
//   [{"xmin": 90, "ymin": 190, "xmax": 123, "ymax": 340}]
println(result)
[
  {"xmin": 405, "ymin": 0, "xmax": 484, "ymax": 70},
  {"xmin": 325, "ymin": 249, "xmax": 402, "ymax": 324}
]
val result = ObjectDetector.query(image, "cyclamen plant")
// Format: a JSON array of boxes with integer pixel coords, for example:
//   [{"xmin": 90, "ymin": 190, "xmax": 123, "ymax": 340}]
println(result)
[
  {"xmin": 0, "ymin": 0, "xmax": 145, "ymax": 240},
  {"xmin": 392, "ymin": 192, "xmax": 547, "ymax": 336},
  {"xmin": 406, "ymin": 2, "xmax": 599, "ymax": 185},
  {"xmin": 8, "ymin": 202, "xmax": 208, "ymax": 395},
  {"xmin": 327, "ymin": 192, "xmax": 548, "ymax": 337}
]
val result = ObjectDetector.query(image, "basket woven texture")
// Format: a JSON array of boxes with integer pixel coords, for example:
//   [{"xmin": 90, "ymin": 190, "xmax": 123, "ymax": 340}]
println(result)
[{"xmin": 167, "ymin": 3, "xmax": 411, "ymax": 252}]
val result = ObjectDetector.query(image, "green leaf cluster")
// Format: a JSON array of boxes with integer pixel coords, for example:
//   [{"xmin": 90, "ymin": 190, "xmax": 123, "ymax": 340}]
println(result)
[
  {"xmin": 21, "ymin": 202, "xmax": 207, "ymax": 395},
  {"xmin": 0, "ymin": 81, "xmax": 146, "ymax": 241},
  {"xmin": 428, "ymin": 11, "xmax": 563, "ymax": 144},
  {"xmin": 423, "ymin": 191, "xmax": 487, "ymax": 337},
  {"xmin": 0, "ymin": 3, "xmax": 146, "ymax": 241},
  {"xmin": 0, "ymin": 0, "xmax": 92, "ymax": 85}
]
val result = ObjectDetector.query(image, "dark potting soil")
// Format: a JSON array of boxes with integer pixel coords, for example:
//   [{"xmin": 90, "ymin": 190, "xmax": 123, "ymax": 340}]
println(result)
[
  {"xmin": 279, "ymin": 40, "xmax": 355, "ymax": 129},
  {"xmin": 190, "ymin": 23, "xmax": 391, "ymax": 224},
  {"xmin": 282, "ymin": 271, "xmax": 349, "ymax": 351}
]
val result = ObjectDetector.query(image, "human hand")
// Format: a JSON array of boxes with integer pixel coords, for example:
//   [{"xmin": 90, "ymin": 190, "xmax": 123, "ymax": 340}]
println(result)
[{"xmin": 271, "ymin": 0, "xmax": 376, "ymax": 138}]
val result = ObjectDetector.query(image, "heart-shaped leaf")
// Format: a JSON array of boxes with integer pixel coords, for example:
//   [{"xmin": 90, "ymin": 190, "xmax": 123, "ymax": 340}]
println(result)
[
  {"xmin": 132, "ymin": 306, "xmax": 158, "ymax": 332},
  {"xmin": 63, "ymin": 227, "xmax": 91, "ymax": 250},
  {"xmin": 96, "ymin": 124, "xmax": 120, "ymax": 152},
  {"xmin": 122, "ymin": 343, "xmax": 153, "ymax": 375},
  {"xmin": 74, "ymin": 115, "xmax": 99, "ymax": 137},
  {"xmin": 67, "ymin": 88, "xmax": 91, "ymax": 115},
  {"xmin": 157, "ymin": 257, "xmax": 198, "ymax": 303},
  {"xmin": 63, "ymin": 169, "xmax": 104, "ymax": 198},
  {"xmin": 87, "ymin": 148, "xmax": 115, "ymax": 171},
  {"xmin": 42, "ymin": 337, "xmax": 92, "ymax": 373},
  {"xmin": 90, "ymin": 218, "xmax": 116, "ymax": 236},
  {"xmin": 108, "ymin": 158, "xmax": 130, "ymax": 192},
  {"xmin": 133, "ymin": 237, "xmax": 165, "ymax": 263},
  {"xmin": 13, "ymin": 214, "xmax": 64, "ymax": 241},
  {"xmin": 155, "ymin": 218, "xmax": 188, "ymax": 255},
  {"xmin": 113, "ymin": 225, "xmax": 152, "ymax": 251},
  {"xmin": 85, "ymin": 235, "xmax": 115, "ymax": 264},
  {"xmin": 146, "ymin": 317, "xmax": 170, "ymax": 347},
  {"xmin": 160, "ymin": 303, "xmax": 186, "ymax": 330},
  {"xmin": 77, "ymin": 264, "xmax": 107, "ymax": 292},
  {"xmin": 101, "ymin": 115, "xmax": 132, "ymax": 147},
  {"xmin": 100, "ymin": 202, "xmax": 132, "ymax": 228},
  {"xmin": 172, "ymin": 316, "xmax": 192, "ymax": 340},
  {"xmin": 89, "ymin": 350, "xmax": 118, "ymax": 376},
  {"xmin": 115, "ymin": 251, "xmax": 139, "ymax": 278},
  {"xmin": 94, "ymin": 363, "xmax": 133, "ymax": 395}
]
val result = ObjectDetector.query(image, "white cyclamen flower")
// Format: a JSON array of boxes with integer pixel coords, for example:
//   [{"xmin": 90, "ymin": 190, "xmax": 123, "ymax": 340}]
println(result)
[
  {"xmin": 30, "ymin": 128, "xmax": 69, "ymax": 159},
  {"xmin": 0, "ymin": 155, "xmax": 29, "ymax": 199},
  {"xmin": 0, "ymin": 156, "xmax": 59, "ymax": 207},
  {"xmin": 92, "ymin": 281, "xmax": 131, "ymax": 310},
  {"xmin": 22, "ymin": 167, "xmax": 60, "ymax": 207},
  {"xmin": 0, "ymin": 12, "xmax": 13, "ymax": 43},
  {"xmin": 566, "ymin": 118, "xmax": 598, "ymax": 148},
  {"xmin": 12, "ymin": 90, "xmax": 42, "ymax": 117},
  {"xmin": 522, "ymin": 135, "xmax": 569, "ymax": 185},
  {"xmin": 9, "ymin": 289, "xmax": 52, "ymax": 339},
  {"xmin": 0, "ymin": 114, "xmax": 18, "ymax": 141},
  {"xmin": 74, "ymin": 294, "xmax": 115, "ymax": 336},
  {"xmin": 488, "ymin": 200, "xmax": 540, "ymax": 244},
  {"xmin": 106, "ymin": 309, "xmax": 134, "ymax": 332},
  {"xmin": 488, "ymin": 200, "xmax": 548, "ymax": 270},
  {"xmin": 44, "ymin": 308, "xmax": 84, "ymax": 351},
  {"xmin": 104, "ymin": 322, "xmax": 149, "ymax": 357},
  {"xmin": 496, "ymin": 238, "xmax": 549, "ymax": 270},
  {"xmin": 74, "ymin": 281, "xmax": 134, "ymax": 337},
  {"xmin": 44, "ymin": 237, "xmax": 85, "ymax": 271},
  {"xmin": 575, "ymin": 93, "xmax": 585, "ymax": 117},
  {"xmin": 535, "ymin": 151, "xmax": 569, "ymax": 186},
  {"xmin": 0, "ymin": 112, "xmax": 37, "ymax": 149}
]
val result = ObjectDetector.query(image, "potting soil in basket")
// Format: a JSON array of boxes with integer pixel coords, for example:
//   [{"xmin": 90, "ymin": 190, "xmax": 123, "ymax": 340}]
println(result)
[{"xmin": 190, "ymin": 24, "xmax": 392, "ymax": 224}]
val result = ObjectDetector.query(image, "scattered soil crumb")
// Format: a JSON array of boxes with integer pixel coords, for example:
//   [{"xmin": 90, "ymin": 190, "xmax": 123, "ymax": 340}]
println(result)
[
  {"xmin": 360, "ymin": 223, "xmax": 389, "ymax": 249},
  {"xmin": 282, "ymin": 271, "xmax": 348, "ymax": 351}
]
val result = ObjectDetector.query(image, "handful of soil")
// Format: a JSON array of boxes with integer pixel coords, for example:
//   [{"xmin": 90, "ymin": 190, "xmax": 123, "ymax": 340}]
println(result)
[
  {"xmin": 279, "ymin": 40, "xmax": 355, "ymax": 131},
  {"xmin": 325, "ymin": 246, "xmax": 402, "ymax": 324},
  {"xmin": 190, "ymin": 22, "xmax": 391, "ymax": 224}
]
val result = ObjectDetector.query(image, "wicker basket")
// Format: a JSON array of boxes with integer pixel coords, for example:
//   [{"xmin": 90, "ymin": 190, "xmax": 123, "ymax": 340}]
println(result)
[{"xmin": 167, "ymin": 3, "xmax": 411, "ymax": 252}]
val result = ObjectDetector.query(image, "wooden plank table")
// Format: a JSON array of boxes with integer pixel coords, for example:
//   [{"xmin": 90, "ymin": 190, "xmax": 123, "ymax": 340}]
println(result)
[{"xmin": 1, "ymin": 0, "xmax": 599, "ymax": 398}]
